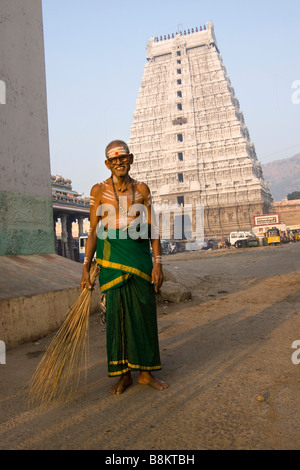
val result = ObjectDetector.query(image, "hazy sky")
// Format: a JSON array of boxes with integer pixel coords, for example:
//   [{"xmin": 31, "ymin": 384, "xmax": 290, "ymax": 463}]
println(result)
[{"xmin": 42, "ymin": 0, "xmax": 300, "ymax": 197}]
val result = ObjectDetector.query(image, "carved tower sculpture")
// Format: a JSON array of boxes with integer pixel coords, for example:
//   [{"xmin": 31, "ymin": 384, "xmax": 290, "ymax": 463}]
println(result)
[{"xmin": 128, "ymin": 22, "xmax": 272, "ymax": 238}]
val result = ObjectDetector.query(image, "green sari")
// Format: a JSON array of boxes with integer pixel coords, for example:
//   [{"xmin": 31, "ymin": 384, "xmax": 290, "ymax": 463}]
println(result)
[{"xmin": 96, "ymin": 226, "xmax": 162, "ymax": 377}]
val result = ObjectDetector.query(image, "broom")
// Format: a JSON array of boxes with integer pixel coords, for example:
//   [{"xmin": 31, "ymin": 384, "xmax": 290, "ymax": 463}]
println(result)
[{"xmin": 28, "ymin": 262, "xmax": 100, "ymax": 404}]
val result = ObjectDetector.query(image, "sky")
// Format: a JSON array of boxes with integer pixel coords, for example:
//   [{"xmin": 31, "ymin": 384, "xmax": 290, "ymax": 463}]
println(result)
[{"xmin": 41, "ymin": 0, "xmax": 300, "ymax": 198}]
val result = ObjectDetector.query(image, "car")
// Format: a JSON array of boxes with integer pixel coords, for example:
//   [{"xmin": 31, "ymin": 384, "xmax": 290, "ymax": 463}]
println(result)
[{"xmin": 229, "ymin": 231, "xmax": 257, "ymax": 247}]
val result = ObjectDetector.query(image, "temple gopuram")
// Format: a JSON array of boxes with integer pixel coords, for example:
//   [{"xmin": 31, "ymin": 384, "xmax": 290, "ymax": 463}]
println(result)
[{"xmin": 128, "ymin": 22, "xmax": 272, "ymax": 240}]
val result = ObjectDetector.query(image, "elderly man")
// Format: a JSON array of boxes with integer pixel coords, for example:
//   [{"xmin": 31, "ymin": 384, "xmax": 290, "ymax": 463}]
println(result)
[{"xmin": 80, "ymin": 140, "xmax": 168, "ymax": 395}]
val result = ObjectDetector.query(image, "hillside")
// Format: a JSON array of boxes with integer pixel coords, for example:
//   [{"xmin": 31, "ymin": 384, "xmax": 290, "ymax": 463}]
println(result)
[{"xmin": 262, "ymin": 153, "xmax": 300, "ymax": 201}]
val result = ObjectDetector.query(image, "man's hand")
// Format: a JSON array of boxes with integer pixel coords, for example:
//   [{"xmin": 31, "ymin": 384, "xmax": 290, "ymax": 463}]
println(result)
[
  {"xmin": 80, "ymin": 270, "xmax": 94, "ymax": 292},
  {"xmin": 151, "ymin": 264, "xmax": 163, "ymax": 293}
]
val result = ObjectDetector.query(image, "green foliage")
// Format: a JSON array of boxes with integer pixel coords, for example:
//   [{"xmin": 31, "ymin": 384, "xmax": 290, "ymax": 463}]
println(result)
[{"xmin": 287, "ymin": 191, "xmax": 300, "ymax": 200}]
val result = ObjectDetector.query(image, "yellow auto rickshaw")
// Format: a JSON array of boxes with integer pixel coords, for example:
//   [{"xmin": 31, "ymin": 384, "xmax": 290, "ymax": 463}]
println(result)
[
  {"xmin": 294, "ymin": 230, "xmax": 300, "ymax": 241},
  {"xmin": 266, "ymin": 228, "xmax": 281, "ymax": 245}
]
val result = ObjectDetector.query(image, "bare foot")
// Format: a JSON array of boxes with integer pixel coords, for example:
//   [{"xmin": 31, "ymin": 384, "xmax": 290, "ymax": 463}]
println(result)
[
  {"xmin": 138, "ymin": 371, "xmax": 168, "ymax": 391},
  {"xmin": 109, "ymin": 373, "xmax": 133, "ymax": 395}
]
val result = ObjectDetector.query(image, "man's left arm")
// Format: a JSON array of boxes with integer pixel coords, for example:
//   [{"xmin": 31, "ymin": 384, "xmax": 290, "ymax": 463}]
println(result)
[{"xmin": 150, "ymin": 237, "xmax": 163, "ymax": 293}]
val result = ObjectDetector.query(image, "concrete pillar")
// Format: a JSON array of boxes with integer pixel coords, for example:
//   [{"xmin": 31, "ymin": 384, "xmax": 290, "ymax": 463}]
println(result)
[
  {"xmin": 0, "ymin": 0, "xmax": 54, "ymax": 255},
  {"xmin": 61, "ymin": 214, "xmax": 68, "ymax": 258},
  {"xmin": 67, "ymin": 216, "xmax": 74, "ymax": 260},
  {"xmin": 53, "ymin": 216, "xmax": 58, "ymax": 253},
  {"xmin": 78, "ymin": 217, "xmax": 84, "ymax": 237}
]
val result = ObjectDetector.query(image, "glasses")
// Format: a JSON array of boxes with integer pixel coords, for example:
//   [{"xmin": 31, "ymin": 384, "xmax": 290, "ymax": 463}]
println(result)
[{"xmin": 107, "ymin": 155, "xmax": 130, "ymax": 165}]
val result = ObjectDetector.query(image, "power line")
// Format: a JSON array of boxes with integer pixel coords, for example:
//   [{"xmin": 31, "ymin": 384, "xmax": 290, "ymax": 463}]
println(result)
[{"xmin": 262, "ymin": 144, "xmax": 300, "ymax": 160}]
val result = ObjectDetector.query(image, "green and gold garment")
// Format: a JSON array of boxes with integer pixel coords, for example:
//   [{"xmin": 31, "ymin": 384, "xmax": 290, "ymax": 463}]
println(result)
[
  {"xmin": 96, "ymin": 225, "xmax": 162, "ymax": 377},
  {"xmin": 96, "ymin": 225, "xmax": 153, "ymax": 293}
]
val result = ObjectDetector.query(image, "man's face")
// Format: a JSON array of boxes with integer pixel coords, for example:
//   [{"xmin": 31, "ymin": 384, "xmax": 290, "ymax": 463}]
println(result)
[{"xmin": 105, "ymin": 154, "xmax": 133, "ymax": 178}]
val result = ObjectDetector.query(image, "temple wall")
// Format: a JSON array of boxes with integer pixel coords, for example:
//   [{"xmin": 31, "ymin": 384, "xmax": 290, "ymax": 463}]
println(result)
[{"xmin": 272, "ymin": 200, "xmax": 300, "ymax": 228}]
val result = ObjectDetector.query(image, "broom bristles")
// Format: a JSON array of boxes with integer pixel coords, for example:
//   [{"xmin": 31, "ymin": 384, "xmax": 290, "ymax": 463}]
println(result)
[{"xmin": 28, "ymin": 262, "xmax": 100, "ymax": 404}]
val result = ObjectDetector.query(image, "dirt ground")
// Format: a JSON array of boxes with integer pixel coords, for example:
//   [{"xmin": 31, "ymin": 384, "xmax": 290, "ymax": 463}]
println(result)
[{"xmin": 1, "ymin": 242, "xmax": 300, "ymax": 450}]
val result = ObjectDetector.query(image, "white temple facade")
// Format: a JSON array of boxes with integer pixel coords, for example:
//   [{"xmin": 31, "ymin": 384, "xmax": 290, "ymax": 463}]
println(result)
[{"xmin": 128, "ymin": 22, "xmax": 272, "ymax": 238}]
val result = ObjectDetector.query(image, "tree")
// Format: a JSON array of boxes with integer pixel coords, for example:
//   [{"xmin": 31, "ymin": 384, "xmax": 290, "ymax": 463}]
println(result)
[{"xmin": 287, "ymin": 191, "xmax": 300, "ymax": 200}]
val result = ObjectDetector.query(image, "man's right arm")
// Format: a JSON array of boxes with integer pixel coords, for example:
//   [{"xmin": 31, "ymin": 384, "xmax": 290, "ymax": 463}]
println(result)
[{"xmin": 80, "ymin": 184, "xmax": 101, "ymax": 291}]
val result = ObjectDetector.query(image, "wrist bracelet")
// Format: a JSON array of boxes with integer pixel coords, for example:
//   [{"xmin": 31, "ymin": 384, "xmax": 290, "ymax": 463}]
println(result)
[{"xmin": 155, "ymin": 255, "xmax": 162, "ymax": 265}]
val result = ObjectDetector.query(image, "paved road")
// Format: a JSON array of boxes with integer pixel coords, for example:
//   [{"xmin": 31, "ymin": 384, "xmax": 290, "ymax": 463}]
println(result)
[{"xmin": 1, "ymin": 243, "xmax": 300, "ymax": 450}]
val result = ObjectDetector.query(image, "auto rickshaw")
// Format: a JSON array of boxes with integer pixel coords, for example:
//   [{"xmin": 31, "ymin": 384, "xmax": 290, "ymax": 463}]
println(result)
[
  {"xmin": 266, "ymin": 228, "xmax": 281, "ymax": 245},
  {"xmin": 294, "ymin": 230, "xmax": 300, "ymax": 241}
]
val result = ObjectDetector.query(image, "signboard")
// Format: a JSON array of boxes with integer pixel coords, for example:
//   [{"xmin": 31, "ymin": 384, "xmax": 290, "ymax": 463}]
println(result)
[{"xmin": 253, "ymin": 214, "xmax": 279, "ymax": 226}]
